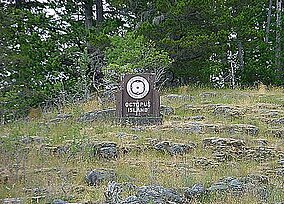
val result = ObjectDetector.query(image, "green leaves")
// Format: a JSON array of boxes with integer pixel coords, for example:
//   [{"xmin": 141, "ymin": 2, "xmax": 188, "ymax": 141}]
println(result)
[{"xmin": 104, "ymin": 32, "xmax": 172, "ymax": 75}]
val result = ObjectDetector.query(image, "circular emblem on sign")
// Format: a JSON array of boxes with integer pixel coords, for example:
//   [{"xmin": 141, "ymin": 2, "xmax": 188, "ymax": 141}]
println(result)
[{"xmin": 126, "ymin": 76, "xmax": 150, "ymax": 99}]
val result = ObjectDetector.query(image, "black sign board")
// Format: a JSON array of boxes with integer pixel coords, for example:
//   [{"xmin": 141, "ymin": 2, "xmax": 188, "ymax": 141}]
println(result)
[{"xmin": 116, "ymin": 74, "xmax": 161, "ymax": 124}]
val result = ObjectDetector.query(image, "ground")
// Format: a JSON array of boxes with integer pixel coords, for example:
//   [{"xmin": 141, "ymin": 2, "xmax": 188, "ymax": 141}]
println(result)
[{"xmin": 0, "ymin": 86, "xmax": 283, "ymax": 203}]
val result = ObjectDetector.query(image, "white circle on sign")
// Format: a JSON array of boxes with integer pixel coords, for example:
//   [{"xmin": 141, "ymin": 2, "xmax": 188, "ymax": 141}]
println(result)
[{"xmin": 126, "ymin": 76, "xmax": 150, "ymax": 99}]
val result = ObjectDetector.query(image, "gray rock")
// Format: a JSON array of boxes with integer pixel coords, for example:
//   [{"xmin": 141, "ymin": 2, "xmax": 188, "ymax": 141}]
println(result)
[
  {"xmin": 268, "ymin": 129, "xmax": 284, "ymax": 138},
  {"xmin": 86, "ymin": 169, "xmax": 115, "ymax": 186},
  {"xmin": 105, "ymin": 181, "xmax": 123, "ymax": 204},
  {"xmin": 213, "ymin": 106, "xmax": 244, "ymax": 117},
  {"xmin": 116, "ymin": 132, "xmax": 140, "ymax": 140},
  {"xmin": 228, "ymin": 179, "xmax": 244, "ymax": 191},
  {"xmin": 2, "ymin": 198, "xmax": 22, "ymax": 204},
  {"xmin": 78, "ymin": 109, "xmax": 116, "ymax": 122},
  {"xmin": 208, "ymin": 182, "xmax": 228, "ymax": 192},
  {"xmin": 199, "ymin": 92, "xmax": 217, "ymax": 98},
  {"xmin": 52, "ymin": 200, "xmax": 67, "ymax": 204},
  {"xmin": 279, "ymin": 159, "xmax": 284, "ymax": 165},
  {"xmin": 121, "ymin": 196, "xmax": 141, "ymax": 204},
  {"xmin": 154, "ymin": 141, "xmax": 196, "ymax": 156},
  {"xmin": 184, "ymin": 183, "xmax": 206, "ymax": 199},
  {"xmin": 165, "ymin": 94, "xmax": 193, "ymax": 101},
  {"xmin": 256, "ymin": 187, "xmax": 269, "ymax": 201},
  {"xmin": 227, "ymin": 124, "xmax": 259, "ymax": 136},
  {"xmin": 178, "ymin": 122, "xmax": 204, "ymax": 134},
  {"xmin": 203, "ymin": 137, "xmax": 245, "ymax": 148},
  {"xmin": 185, "ymin": 115, "xmax": 205, "ymax": 121},
  {"xmin": 160, "ymin": 105, "xmax": 175, "ymax": 115},
  {"xmin": 271, "ymin": 118, "xmax": 284, "ymax": 125},
  {"xmin": 20, "ymin": 136, "xmax": 46, "ymax": 144},
  {"xmin": 49, "ymin": 114, "xmax": 71, "ymax": 123},
  {"xmin": 136, "ymin": 185, "xmax": 184, "ymax": 204},
  {"xmin": 94, "ymin": 142, "xmax": 118, "ymax": 159},
  {"xmin": 244, "ymin": 174, "xmax": 269, "ymax": 185},
  {"xmin": 116, "ymin": 132, "xmax": 127, "ymax": 139}
]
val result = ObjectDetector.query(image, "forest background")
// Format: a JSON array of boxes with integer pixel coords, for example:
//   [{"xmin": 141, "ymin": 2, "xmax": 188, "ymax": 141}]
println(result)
[{"xmin": 0, "ymin": 0, "xmax": 283, "ymax": 121}]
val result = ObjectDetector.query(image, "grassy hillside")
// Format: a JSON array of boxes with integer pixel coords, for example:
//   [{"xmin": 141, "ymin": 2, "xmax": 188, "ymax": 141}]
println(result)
[{"xmin": 0, "ymin": 86, "xmax": 283, "ymax": 203}]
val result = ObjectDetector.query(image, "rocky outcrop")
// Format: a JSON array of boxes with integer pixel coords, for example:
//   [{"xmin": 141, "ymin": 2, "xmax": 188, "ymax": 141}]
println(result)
[
  {"xmin": 78, "ymin": 109, "xmax": 116, "ymax": 123},
  {"xmin": 154, "ymin": 141, "xmax": 196, "ymax": 156}
]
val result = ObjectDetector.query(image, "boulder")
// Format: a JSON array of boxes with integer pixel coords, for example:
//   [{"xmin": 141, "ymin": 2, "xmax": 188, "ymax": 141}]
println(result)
[
  {"xmin": 49, "ymin": 114, "xmax": 71, "ymax": 123},
  {"xmin": 78, "ymin": 109, "xmax": 116, "ymax": 123},
  {"xmin": 271, "ymin": 117, "xmax": 284, "ymax": 125},
  {"xmin": 208, "ymin": 182, "xmax": 228, "ymax": 192},
  {"xmin": 154, "ymin": 141, "xmax": 196, "ymax": 156},
  {"xmin": 94, "ymin": 142, "xmax": 118, "ymax": 159},
  {"xmin": 2, "ymin": 198, "xmax": 22, "ymax": 204},
  {"xmin": 184, "ymin": 183, "xmax": 206, "ymax": 199},
  {"xmin": 86, "ymin": 169, "xmax": 115, "ymax": 186},
  {"xmin": 160, "ymin": 105, "xmax": 175, "ymax": 116},
  {"xmin": 136, "ymin": 185, "xmax": 184, "ymax": 204}
]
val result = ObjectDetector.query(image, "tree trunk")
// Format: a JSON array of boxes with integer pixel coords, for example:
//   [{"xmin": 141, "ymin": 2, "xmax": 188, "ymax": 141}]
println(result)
[
  {"xmin": 83, "ymin": 0, "xmax": 105, "ymax": 91},
  {"xmin": 95, "ymin": 0, "xmax": 104, "ymax": 24},
  {"xmin": 275, "ymin": 0, "xmax": 282, "ymax": 73},
  {"xmin": 265, "ymin": 0, "xmax": 273, "ymax": 43},
  {"xmin": 15, "ymin": 0, "xmax": 25, "ymax": 8},
  {"xmin": 237, "ymin": 40, "xmax": 244, "ymax": 71},
  {"xmin": 84, "ymin": 0, "xmax": 94, "ymax": 29}
]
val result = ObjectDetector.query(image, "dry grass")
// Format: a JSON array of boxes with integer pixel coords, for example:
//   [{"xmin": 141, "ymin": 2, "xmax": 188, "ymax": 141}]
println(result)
[{"xmin": 0, "ymin": 86, "xmax": 283, "ymax": 203}]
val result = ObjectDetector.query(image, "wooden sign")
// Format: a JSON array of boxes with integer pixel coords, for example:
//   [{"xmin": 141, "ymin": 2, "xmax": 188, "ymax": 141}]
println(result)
[{"xmin": 116, "ymin": 74, "xmax": 161, "ymax": 124}]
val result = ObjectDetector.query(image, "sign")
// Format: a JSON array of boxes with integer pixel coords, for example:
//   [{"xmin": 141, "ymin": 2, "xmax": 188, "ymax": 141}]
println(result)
[{"xmin": 116, "ymin": 74, "xmax": 161, "ymax": 124}]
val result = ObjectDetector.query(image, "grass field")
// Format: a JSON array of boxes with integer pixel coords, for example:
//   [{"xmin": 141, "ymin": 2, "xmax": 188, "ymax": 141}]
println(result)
[{"xmin": 0, "ymin": 86, "xmax": 283, "ymax": 203}]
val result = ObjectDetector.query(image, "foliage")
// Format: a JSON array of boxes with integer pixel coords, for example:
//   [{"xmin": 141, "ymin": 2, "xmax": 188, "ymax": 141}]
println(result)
[
  {"xmin": 104, "ymin": 32, "xmax": 172, "ymax": 76},
  {"xmin": 0, "ymin": 0, "xmax": 283, "ymax": 121}
]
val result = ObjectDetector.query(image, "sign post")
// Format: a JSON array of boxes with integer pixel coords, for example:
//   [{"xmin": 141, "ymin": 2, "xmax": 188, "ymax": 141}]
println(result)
[{"xmin": 116, "ymin": 74, "xmax": 162, "ymax": 125}]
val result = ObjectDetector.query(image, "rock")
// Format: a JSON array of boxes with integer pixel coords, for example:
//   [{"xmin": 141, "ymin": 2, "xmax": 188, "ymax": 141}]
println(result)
[
  {"xmin": 20, "ymin": 136, "xmax": 46, "ymax": 144},
  {"xmin": 256, "ymin": 187, "xmax": 269, "ymax": 201},
  {"xmin": 136, "ymin": 185, "xmax": 184, "ymax": 204},
  {"xmin": 78, "ymin": 109, "xmax": 116, "ymax": 122},
  {"xmin": 199, "ymin": 92, "xmax": 217, "ymax": 98},
  {"xmin": 52, "ymin": 199, "xmax": 67, "ymax": 204},
  {"xmin": 245, "ymin": 146, "xmax": 278, "ymax": 162},
  {"xmin": 2, "ymin": 198, "xmax": 22, "ymax": 204},
  {"xmin": 243, "ymin": 174, "xmax": 269, "ymax": 185},
  {"xmin": 253, "ymin": 139, "xmax": 268, "ymax": 146},
  {"xmin": 213, "ymin": 106, "xmax": 245, "ymax": 117},
  {"xmin": 178, "ymin": 104, "xmax": 202, "ymax": 113},
  {"xmin": 255, "ymin": 103, "xmax": 282, "ymax": 109},
  {"xmin": 154, "ymin": 141, "xmax": 196, "ymax": 156},
  {"xmin": 208, "ymin": 182, "xmax": 228, "ymax": 192},
  {"xmin": 177, "ymin": 122, "xmax": 204, "ymax": 134},
  {"xmin": 94, "ymin": 142, "xmax": 118, "ymax": 159},
  {"xmin": 121, "ymin": 196, "xmax": 140, "ymax": 204},
  {"xmin": 212, "ymin": 152, "xmax": 231, "ymax": 162},
  {"xmin": 267, "ymin": 129, "xmax": 284, "ymax": 138},
  {"xmin": 271, "ymin": 118, "xmax": 284, "ymax": 125},
  {"xmin": 160, "ymin": 105, "xmax": 175, "ymax": 115},
  {"xmin": 228, "ymin": 178, "xmax": 244, "ymax": 192},
  {"xmin": 41, "ymin": 144, "xmax": 70, "ymax": 155},
  {"xmin": 184, "ymin": 184, "xmax": 206, "ymax": 199},
  {"xmin": 193, "ymin": 157, "xmax": 220, "ymax": 168},
  {"xmin": 86, "ymin": 169, "xmax": 115, "ymax": 186},
  {"xmin": 105, "ymin": 181, "xmax": 123, "ymax": 204},
  {"xmin": 165, "ymin": 94, "xmax": 192, "ymax": 101},
  {"xmin": 116, "ymin": 132, "xmax": 140, "ymax": 140},
  {"xmin": 105, "ymin": 182, "xmax": 184, "ymax": 204},
  {"xmin": 49, "ymin": 114, "xmax": 71, "ymax": 123},
  {"xmin": 203, "ymin": 137, "xmax": 245, "ymax": 149},
  {"xmin": 279, "ymin": 159, "xmax": 284, "ymax": 165},
  {"xmin": 31, "ymin": 196, "xmax": 46, "ymax": 203},
  {"xmin": 227, "ymin": 124, "xmax": 259, "ymax": 136},
  {"xmin": 185, "ymin": 115, "xmax": 205, "ymax": 121}
]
